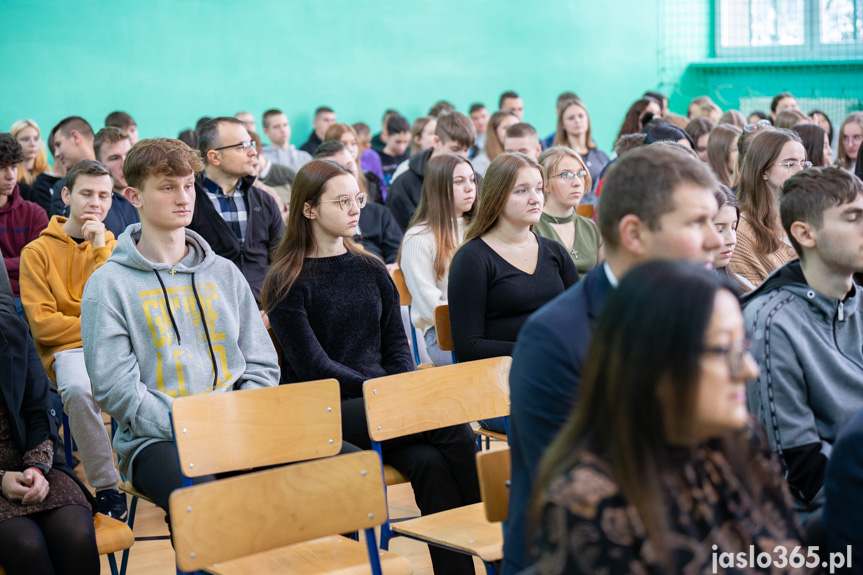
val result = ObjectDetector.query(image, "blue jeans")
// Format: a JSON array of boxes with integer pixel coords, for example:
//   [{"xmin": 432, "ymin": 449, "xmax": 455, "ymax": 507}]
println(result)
[
  {"xmin": 423, "ymin": 328, "xmax": 454, "ymax": 367},
  {"xmin": 14, "ymin": 296, "xmax": 24, "ymax": 318},
  {"xmin": 478, "ymin": 416, "xmax": 508, "ymax": 434}
]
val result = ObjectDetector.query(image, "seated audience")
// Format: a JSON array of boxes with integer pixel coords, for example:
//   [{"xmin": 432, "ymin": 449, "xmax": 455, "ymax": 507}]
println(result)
[
  {"xmin": 261, "ymin": 108, "xmax": 312, "ymax": 173},
  {"xmin": 729, "ymin": 129, "xmax": 807, "ymax": 288},
  {"xmin": 104, "ymin": 111, "xmax": 139, "ymax": 145},
  {"xmin": 19, "ymin": 160, "xmax": 125, "ymax": 519},
  {"xmin": 248, "ymin": 131, "xmax": 293, "ymax": 217},
  {"xmin": 234, "ymin": 111, "xmax": 256, "ymax": 135},
  {"xmin": 177, "ymin": 129, "xmax": 198, "ymax": 149},
  {"xmin": 743, "ymin": 166, "xmax": 863, "ymax": 517},
  {"xmin": 399, "ymin": 154, "xmax": 476, "ymax": 366},
  {"xmin": 792, "ymin": 123, "xmax": 832, "ymax": 167},
  {"xmin": 314, "ymin": 141, "xmax": 402, "ymax": 269},
  {"xmin": 0, "ymin": 305, "xmax": 99, "ymax": 575},
  {"xmin": 775, "ymin": 109, "xmax": 810, "ymax": 129},
  {"xmin": 263, "ymin": 159, "xmax": 479, "ymax": 575},
  {"xmin": 826, "ymin": 406, "xmax": 863, "ymax": 568},
  {"xmin": 0, "ymin": 246, "xmax": 13, "ymax": 313},
  {"xmin": 353, "ymin": 121, "xmax": 386, "ymax": 191},
  {"xmin": 542, "ymin": 92, "xmax": 579, "ymax": 148},
  {"xmin": 10, "ymin": 119, "xmax": 50, "ymax": 186},
  {"xmin": 49, "ymin": 117, "xmax": 97, "ymax": 218},
  {"xmin": 748, "ymin": 110, "xmax": 768, "ymax": 124},
  {"xmin": 93, "ymin": 127, "xmax": 140, "ymax": 237},
  {"xmin": 0, "ymin": 134, "xmax": 48, "ymax": 316},
  {"xmin": 552, "ymin": 98, "xmax": 609, "ymax": 192},
  {"xmin": 325, "ymin": 123, "xmax": 384, "ymax": 203},
  {"xmin": 499, "ymin": 90, "xmax": 524, "ymax": 120},
  {"xmin": 534, "ymin": 146, "xmax": 601, "ymax": 275},
  {"xmin": 719, "ymin": 109, "xmax": 746, "ymax": 129},
  {"xmin": 712, "ymin": 184, "xmax": 751, "ymax": 290},
  {"xmin": 809, "ymin": 109, "xmax": 834, "ymax": 145},
  {"xmin": 643, "ymin": 90, "xmax": 669, "ymax": 116},
  {"xmin": 82, "ymin": 138, "xmax": 279, "ymax": 516},
  {"xmin": 29, "ymin": 132, "xmax": 64, "ymax": 215},
  {"xmin": 685, "ymin": 116, "xmax": 715, "ymax": 162},
  {"xmin": 687, "ymin": 95, "xmax": 716, "ymax": 119},
  {"xmin": 531, "ymin": 261, "xmax": 803, "ymax": 574},
  {"xmin": 835, "ymin": 111, "xmax": 863, "ymax": 172},
  {"xmin": 387, "ymin": 111, "xmax": 476, "ymax": 230},
  {"xmin": 448, "ymin": 152, "xmax": 579, "ymax": 432},
  {"xmin": 191, "ymin": 117, "xmax": 285, "ymax": 304},
  {"xmin": 503, "ymin": 145, "xmax": 722, "ymax": 574},
  {"xmin": 503, "ymin": 123, "xmax": 542, "ymax": 160},
  {"xmin": 617, "ymin": 97, "xmax": 662, "ymax": 140},
  {"xmin": 371, "ymin": 109, "xmax": 399, "ymax": 153},
  {"xmin": 645, "ymin": 123, "xmax": 694, "ymax": 148},
  {"xmin": 732, "ymin": 119, "xmax": 774, "ymax": 187},
  {"xmin": 707, "ymin": 123, "xmax": 742, "ymax": 187},
  {"xmin": 471, "ymin": 109, "xmax": 519, "ymax": 177},
  {"xmin": 391, "ymin": 116, "xmax": 438, "ymax": 183},
  {"xmin": 299, "ymin": 106, "xmax": 336, "ymax": 155},
  {"xmin": 694, "ymin": 101, "xmax": 723, "ymax": 123}
]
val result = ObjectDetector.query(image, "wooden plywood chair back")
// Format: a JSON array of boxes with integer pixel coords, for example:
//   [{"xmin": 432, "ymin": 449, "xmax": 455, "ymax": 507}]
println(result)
[
  {"xmin": 364, "ymin": 356, "xmax": 511, "ymax": 442},
  {"xmin": 477, "ymin": 447, "xmax": 511, "ymax": 522},
  {"xmin": 434, "ymin": 304, "xmax": 453, "ymax": 352},
  {"xmin": 576, "ymin": 204, "xmax": 594, "ymax": 219},
  {"xmin": 171, "ymin": 380, "xmax": 341, "ymax": 478},
  {"xmin": 393, "ymin": 267, "xmax": 411, "ymax": 306},
  {"xmin": 170, "ymin": 451, "xmax": 387, "ymax": 573}
]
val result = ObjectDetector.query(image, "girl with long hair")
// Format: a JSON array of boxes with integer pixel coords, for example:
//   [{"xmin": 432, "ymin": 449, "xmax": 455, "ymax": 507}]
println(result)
[
  {"xmin": 399, "ymin": 154, "xmax": 476, "ymax": 366},
  {"xmin": 792, "ymin": 123, "xmax": 832, "ymax": 167},
  {"xmin": 730, "ymin": 129, "xmax": 808, "ymax": 288},
  {"xmin": 712, "ymin": 184, "xmax": 753, "ymax": 290},
  {"xmin": 324, "ymin": 123, "xmax": 384, "ymax": 203},
  {"xmin": 263, "ymin": 159, "xmax": 480, "ymax": 575},
  {"xmin": 552, "ymin": 99, "xmax": 609, "ymax": 188},
  {"xmin": 9, "ymin": 120, "xmax": 50, "ymax": 185},
  {"xmin": 707, "ymin": 123, "xmax": 742, "ymax": 187},
  {"xmin": 534, "ymin": 146, "xmax": 601, "ymax": 274},
  {"xmin": 531, "ymin": 261, "xmax": 805, "ymax": 574},
  {"xmin": 834, "ymin": 111, "xmax": 863, "ymax": 171},
  {"xmin": 448, "ymin": 152, "xmax": 578, "ymax": 430},
  {"xmin": 471, "ymin": 109, "xmax": 519, "ymax": 177}
]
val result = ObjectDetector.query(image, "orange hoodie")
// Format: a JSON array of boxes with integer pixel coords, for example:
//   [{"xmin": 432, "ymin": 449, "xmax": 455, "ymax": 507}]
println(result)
[{"xmin": 19, "ymin": 216, "xmax": 117, "ymax": 380}]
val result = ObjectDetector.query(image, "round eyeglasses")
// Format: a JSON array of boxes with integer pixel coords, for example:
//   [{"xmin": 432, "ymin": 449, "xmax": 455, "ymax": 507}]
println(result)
[
  {"xmin": 703, "ymin": 338, "xmax": 753, "ymax": 378},
  {"xmin": 776, "ymin": 160, "xmax": 813, "ymax": 173},
  {"xmin": 319, "ymin": 193, "xmax": 367, "ymax": 211}
]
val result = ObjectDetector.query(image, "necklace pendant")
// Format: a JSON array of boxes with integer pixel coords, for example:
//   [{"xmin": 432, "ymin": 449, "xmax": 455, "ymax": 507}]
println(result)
[
  {"xmin": 170, "ymin": 267, "xmax": 176, "ymax": 277},
  {"xmin": 571, "ymin": 250, "xmax": 579, "ymax": 259}
]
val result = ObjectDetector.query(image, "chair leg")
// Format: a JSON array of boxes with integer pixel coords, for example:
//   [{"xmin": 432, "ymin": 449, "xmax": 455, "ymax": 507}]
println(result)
[
  {"xmin": 365, "ymin": 527, "xmax": 385, "ymax": 575},
  {"xmin": 484, "ymin": 561, "xmax": 498, "ymax": 575},
  {"xmin": 119, "ymin": 496, "xmax": 138, "ymax": 575},
  {"xmin": 108, "ymin": 553, "xmax": 120, "ymax": 575}
]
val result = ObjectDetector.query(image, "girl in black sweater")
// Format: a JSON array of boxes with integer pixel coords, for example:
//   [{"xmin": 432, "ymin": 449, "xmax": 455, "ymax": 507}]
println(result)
[
  {"xmin": 263, "ymin": 159, "xmax": 479, "ymax": 575},
  {"xmin": 449, "ymin": 152, "xmax": 578, "ymax": 432}
]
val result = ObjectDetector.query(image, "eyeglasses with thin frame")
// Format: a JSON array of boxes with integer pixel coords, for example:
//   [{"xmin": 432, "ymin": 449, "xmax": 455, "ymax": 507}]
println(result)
[
  {"xmin": 319, "ymin": 193, "xmax": 367, "ymax": 211},
  {"xmin": 703, "ymin": 338, "xmax": 753, "ymax": 378},
  {"xmin": 775, "ymin": 160, "xmax": 813, "ymax": 173},
  {"xmin": 214, "ymin": 141, "xmax": 257, "ymax": 152},
  {"xmin": 554, "ymin": 170, "xmax": 588, "ymax": 184},
  {"xmin": 743, "ymin": 119, "xmax": 772, "ymax": 133}
]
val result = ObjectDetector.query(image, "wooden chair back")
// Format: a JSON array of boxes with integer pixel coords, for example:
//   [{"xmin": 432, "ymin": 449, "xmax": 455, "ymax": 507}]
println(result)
[
  {"xmin": 576, "ymin": 204, "xmax": 594, "ymax": 219},
  {"xmin": 171, "ymin": 380, "xmax": 341, "ymax": 478},
  {"xmin": 477, "ymin": 447, "xmax": 511, "ymax": 522},
  {"xmin": 170, "ymin": 451, "xmax": 386, "ymax": 572},
  {"xmin": 393, "ymin": 267, "xmax": 411, "ymax": 306},
  {"xmin": 434, "ymin": 304, "xmax": 454, "ymax": 351},
  {"xmin": 364, "ymin": 356, "xmax": 511, "ymax": 442}
]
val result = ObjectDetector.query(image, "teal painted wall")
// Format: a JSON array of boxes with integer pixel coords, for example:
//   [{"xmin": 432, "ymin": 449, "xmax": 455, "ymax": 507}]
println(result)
[{"xmin": 0, "ymin": 0, "xmax": 663, "ymax": 155}]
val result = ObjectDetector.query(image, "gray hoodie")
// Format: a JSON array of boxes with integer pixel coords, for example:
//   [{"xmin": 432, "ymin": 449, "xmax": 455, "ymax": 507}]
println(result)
[
  {"xmin": 742, "ymin": 260, "xmax": 863, "ymax": 510},
  {"xmin": 81, "ymin": 224, "xmax": 279, "ymax": 480}
]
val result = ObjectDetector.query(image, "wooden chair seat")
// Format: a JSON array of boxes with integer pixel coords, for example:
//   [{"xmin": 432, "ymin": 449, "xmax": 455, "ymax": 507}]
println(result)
[
  {"xmin": 383, "ymin": 464, "xmax": 409, "ymax": 486},
  {"xmin": 94, "ymin": 512, "xmax": 135, "ymax": 555},
  {"xmin": 576, "ymin": 204, "xmax": 594, "ymax": 219},
  {"xmin": 201, "ymin": 535, "xmax": 413, "ymax": 575},
  {"xmin": 391, "ymin": 502, "xmax": 502, "ymax": 563}
]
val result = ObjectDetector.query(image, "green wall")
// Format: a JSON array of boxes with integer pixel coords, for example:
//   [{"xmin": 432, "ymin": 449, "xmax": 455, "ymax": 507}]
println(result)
[{"xmin": 0, "ymin": 0, "xmax": 663, "ymax": 155}]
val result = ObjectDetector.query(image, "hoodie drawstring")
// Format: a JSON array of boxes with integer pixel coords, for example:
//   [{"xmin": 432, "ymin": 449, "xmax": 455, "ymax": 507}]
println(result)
[{"xmin": 152, "ymin": 270, "xmax": 220, "ymax": 389}]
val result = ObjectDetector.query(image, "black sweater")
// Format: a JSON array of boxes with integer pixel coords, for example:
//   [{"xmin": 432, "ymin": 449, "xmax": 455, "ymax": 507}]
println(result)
[
  {"xmin": 268, "ymin": 252, "xmax": 414, "ymax": 399},
  {"xmin": 448, "ymin": 235, "xmax": 579, "ymax": 362},
  {"xmin": 356, "ymin": 202, "xmax": 403, "ymax": 264}
]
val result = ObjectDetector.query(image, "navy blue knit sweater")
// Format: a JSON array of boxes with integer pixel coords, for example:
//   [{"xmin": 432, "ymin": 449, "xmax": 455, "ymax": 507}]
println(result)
[{"xmin": 269, "ymin": 251, "xmax": 414, "ymax": 398}]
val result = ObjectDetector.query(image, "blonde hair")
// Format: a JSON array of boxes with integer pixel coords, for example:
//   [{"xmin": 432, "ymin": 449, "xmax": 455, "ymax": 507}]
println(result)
[
  {"xmin": 538, "ymin": 146, "xmax": 593, "ymax": 196},
  {"xmin": 9, "ymin": 119, "xmax": 50, "ymax": 185}
]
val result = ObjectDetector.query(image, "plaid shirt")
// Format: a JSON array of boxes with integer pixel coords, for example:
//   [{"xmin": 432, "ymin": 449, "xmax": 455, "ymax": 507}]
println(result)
[{"xmin": 202, "ymin": 174, "xmax": 248, "ymax": 243}]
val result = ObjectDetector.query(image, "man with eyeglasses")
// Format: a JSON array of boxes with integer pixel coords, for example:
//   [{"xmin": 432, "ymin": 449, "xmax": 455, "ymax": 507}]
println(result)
[
  {"xmin": 190, "ymin": 117, "xmax": 284, "ymax": 306},
  {"xmin": 742, "ymin": 166, "xmax": 863, "ymax": 524}
]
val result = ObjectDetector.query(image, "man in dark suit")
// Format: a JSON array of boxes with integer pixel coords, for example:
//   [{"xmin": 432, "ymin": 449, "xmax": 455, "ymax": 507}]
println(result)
[{"xmin": 503, "ymin": 144, "xmax": 724, "ymax": 574}]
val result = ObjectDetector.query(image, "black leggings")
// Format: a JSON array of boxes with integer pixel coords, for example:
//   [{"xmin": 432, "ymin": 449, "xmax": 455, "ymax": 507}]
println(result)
[
  {"xmin": 341, "ymin": 397, "xmax": 481, "ymax": 575},
  {"xmin": 0, "ymin": 504, "xmax": 99, "ymax": 575}
]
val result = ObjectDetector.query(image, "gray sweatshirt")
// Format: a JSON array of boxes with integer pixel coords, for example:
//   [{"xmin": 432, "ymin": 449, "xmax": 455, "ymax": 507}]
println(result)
[
  {"xmin": 742, "ymin": 260, "xmax": 863, "ymax": 510},
  {"xmin": 81, "ymin": 224, "xmax": 279, "ymax": 480}
]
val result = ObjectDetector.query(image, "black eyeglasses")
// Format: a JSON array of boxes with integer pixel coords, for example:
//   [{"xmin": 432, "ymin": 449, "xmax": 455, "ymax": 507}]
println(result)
[
  {"xmin": 703, "ymin": 338, "xmax": 753, "ymax": 378},
  {"xmin": 214, "ymin": 141, "xmax": 257, "ymax": 152}
]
